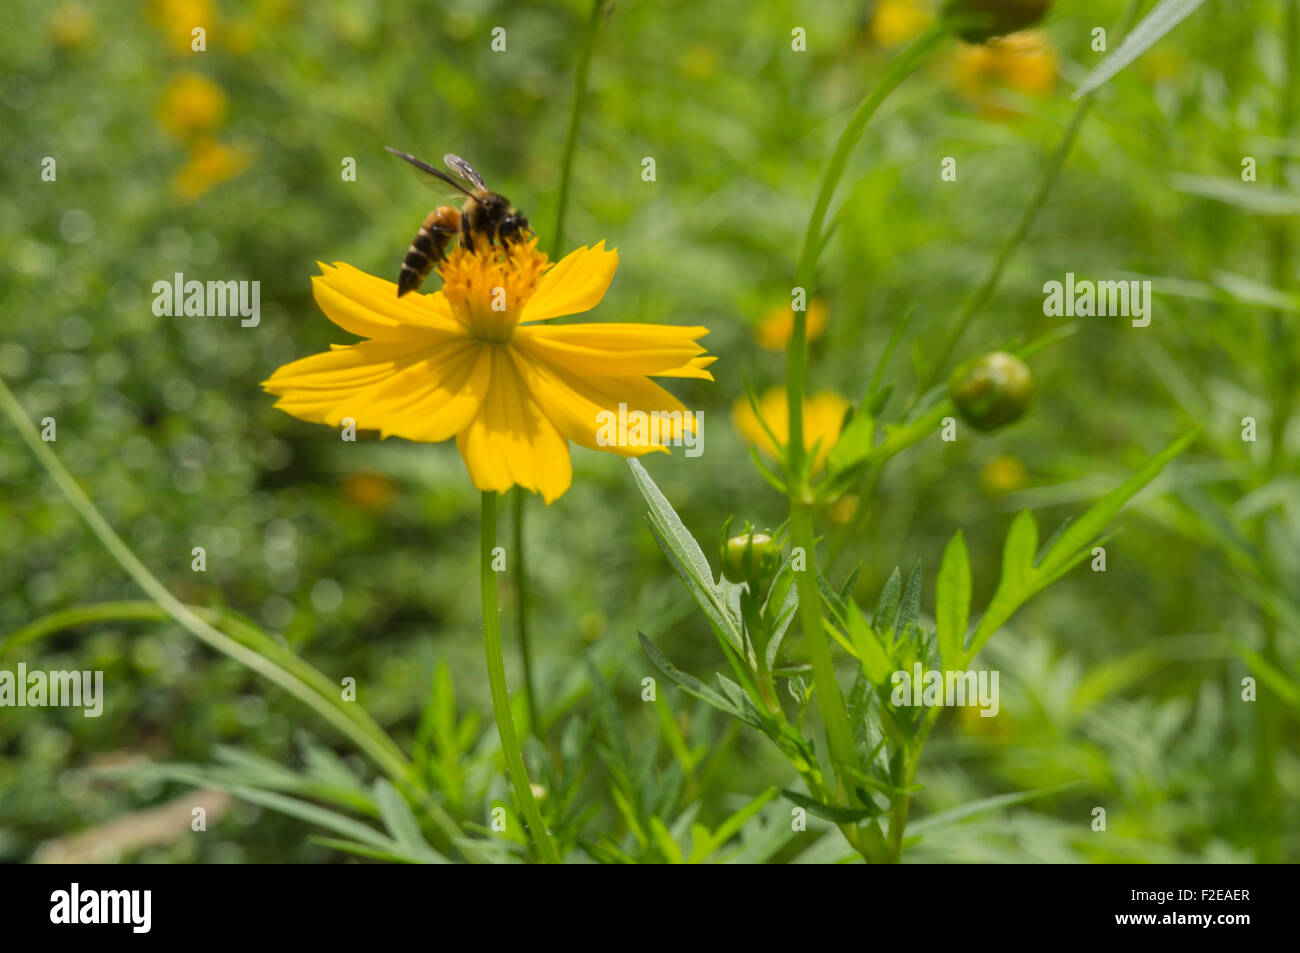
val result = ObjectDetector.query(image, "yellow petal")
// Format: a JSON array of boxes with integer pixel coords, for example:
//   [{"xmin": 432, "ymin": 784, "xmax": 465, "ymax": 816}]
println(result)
[
  {"xmin": 262, "ymin": 338, "xmax": 490, "ymax": 441},
  {"xmin": 513, "ymin": 321, "xmax": 713, "ymax": 380},
  {"xmin": 519, "ymin": 241, "xmax": 618, "ymax": 323},
  {"xmin": 513, "ymin": 346, "xmax": 695, "ymax": 457},
  {"xmin": 456, "ymin": 347, "xmax": 573, "ymax": 503},
  {"xmin": 313, "ymin": 262, "xmax": 465, "ymax": 341}
]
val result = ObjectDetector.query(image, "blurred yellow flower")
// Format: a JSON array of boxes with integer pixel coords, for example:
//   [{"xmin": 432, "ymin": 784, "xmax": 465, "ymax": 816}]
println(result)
[
  {"xmin": 157, "ymin": 73, "xmax": 228, "ymax": 140},
  {"xmin": 871, "ymin": 0, "xmax": 933, "ymax": 48},
  {"xmin": 952, "ymin": 29, "xmax": 1057, "ymax": 112},
  {"xmin": 49, "ymin": 4, "xmax": 93, "ymax": 49},
  {"xmin": 732, "ymin": 387, "xmax": 849, "ymax": 474},
  {"xmin": 341, "ymin": 472, "xmax": 397, "ymax": 510},
  {"xmin": 755, "ymin": 298, "xmax": 827, "ymax": 351},
  {"xmin": 171, "ymin": 137, "xmax": 251, "ymax": 202},
  {"xmin": 980, "ymin": 454, "xmax": 1027, "ymax": 494},
  {"xmin": 679, "ymin": 44, "xmax": 720, "ymax": 80},
  {"xmin": 149, "ymin": 0, "xmax": 216, "ymax": 54},
  {"xmin": 264, "ymin": 241, "xmax": 714, "ymax": 504}
]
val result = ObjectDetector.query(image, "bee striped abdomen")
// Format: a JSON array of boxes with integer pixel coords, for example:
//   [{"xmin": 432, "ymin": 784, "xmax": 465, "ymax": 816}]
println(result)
[{"xmin": 397, "ymin": 206, "xmax": 461, "ymax": 297}]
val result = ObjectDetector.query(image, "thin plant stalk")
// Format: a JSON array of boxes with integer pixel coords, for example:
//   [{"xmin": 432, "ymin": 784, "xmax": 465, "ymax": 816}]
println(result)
[
  {"xmin": 784, "ymin": 25, "xmax": 946, "ymax": 833},
  {"xmin": 481, "ymin": 491, "xmax": 561, "ymax": 864},
  {"xmin": 511, "ymin": 0, "xmax": 605, "ymax": 732}
]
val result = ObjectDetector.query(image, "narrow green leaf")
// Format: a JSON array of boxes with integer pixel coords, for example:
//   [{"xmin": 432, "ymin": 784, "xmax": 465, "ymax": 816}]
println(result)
[
  {"xmin": 373, "ymin": 780, "xmax": 441, "ymax": 861},
  {"xmin": 904, "ymin": 782, "xmax": 1082, "ymax": 840},
  {"xmin": 846, "ymin": 602, "xmax": 895, "ymax": 687},
  {"xmin": 782, "ymin": 788, "xmax": 879, "ymax": 824},
  {"xmin": 896, "ymin": 561, "xmax": 923, "ymax": 638},
  {"xmin": 936, "ymin": 531, "xmax": 971, "ymax": 670},
  {"xmin": 638, "ymin": 632, "xmax": 741, "ymax": 718},
  {"xmin": 1037, "ymin": 429, "xmax": 1197, "ymax": 578},
  {"xmin": 1073, "ymin": 0, "xmax": 1209, "ymax": 99},
  {"xmin": 871, "ymin": 567, "xmax": 903, "ymax": 634}
]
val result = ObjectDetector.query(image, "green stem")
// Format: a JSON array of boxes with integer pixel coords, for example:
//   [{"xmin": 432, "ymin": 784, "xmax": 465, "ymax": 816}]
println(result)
[
  {"xmin": 511, "ymin": 489, "xmax": 540, "ymax": 735},
  {"xmin": 780, "ymin": 24, "xmax": 944, "ymax": 858},
  {"xmin": 0, "ymin": 376, "xmax": 466, "ymax": 852},
  {"xmin": 916, "ymin": 98, "xmax": 1093, "ymax": 398},
  {"xmin": 788, "ymin": 22, "xmax": 948, "ymax": 468},
  {"xmin": 550, "ymin": 0, "xmax": 604, "ymax": 255},
  {"xmin": 480, "ymin": 491, "xmax": 561, "ymax": 864}
]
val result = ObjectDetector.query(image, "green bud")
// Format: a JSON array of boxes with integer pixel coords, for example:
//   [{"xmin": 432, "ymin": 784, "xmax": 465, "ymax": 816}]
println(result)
[
  {"xmin": 948, "ymin": 351, "xmax": 1034, "ymax": 431},
  {"xmin": 721, "ymin": 531, "xmax": 783, "ymax": 587},
  {"xmin": 942, "ymin": 0, "xmax": 1052, "ymax": 43}
]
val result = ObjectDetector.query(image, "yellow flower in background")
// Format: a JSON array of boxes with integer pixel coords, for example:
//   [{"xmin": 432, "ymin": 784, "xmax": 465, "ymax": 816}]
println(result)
[
  {"xmin": 157, "ymin": 73, "xmax": 228, "ymax": 140},
  {"xmin": 871, "ymin": 0, "xmax": 933, "ymax": 48},
  {"xmin": 149, "ymin": 0, "xmax": 216, "ymax": 54},
  {"xmin": 340, "ymin": 472, "xmax": 397, "ymax": 510},
  {"xmin": 952, "ymin": 29, "xmax": 1058, "ymax": 112},
  {"xmin": 980, "ymin": 454, "xmax": 1027, "ymax": 494},
  {"xmin": 755, "ymin": 298, "xmax": 828, "ymax": 351},
  {"xmin": 732, "ymin": 387, "xmax": 849, "ymax": 474},
  {"xmin": 49, "ymin": 4, "xmax": 93, "ymax": 49},
  {"xmin": 171, "ymin": 137, "xmax": 251, "ymax": 202},
  {"xmin": 264, "ymin": 240, "xmax": 714, "ymax": 504}
]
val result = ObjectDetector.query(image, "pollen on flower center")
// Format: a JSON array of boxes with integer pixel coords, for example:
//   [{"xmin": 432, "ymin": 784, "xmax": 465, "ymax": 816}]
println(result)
[{"xmin": 436, "ymin": 237, "xmax": 551, "ymax": 343}]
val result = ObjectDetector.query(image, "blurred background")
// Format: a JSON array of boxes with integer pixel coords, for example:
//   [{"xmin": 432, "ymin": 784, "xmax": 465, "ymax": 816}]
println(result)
[{"xmin": 1, "ymin": 0, "xmax": 1296, "ymax": 862}]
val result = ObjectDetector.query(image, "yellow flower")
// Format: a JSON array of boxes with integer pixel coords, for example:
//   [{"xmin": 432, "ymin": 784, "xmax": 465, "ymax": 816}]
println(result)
[
  {"xmin": 952, "ymin": 29, "xmax": 1057, "ymax": 113},
  {"xmin": 755, "ymin": 299, "xmax": 827, "ymax": 351},
  {"xmin": 157, "ymin": 73, "xmax": 228, "ymax": 140},
  {"xmin": 980, "ymin": 454, "xmax": 1027, "ymax": 494},
  {"xmin": 149, "ymin": 0, "xmax": 216, "ymax": 54},
  {"xmin": 871, "ymin": 0, "xmax": 933, "ymax": 48},
  {"xmin": 171, "ymin": 137, "xmax": 251, "ymax": 202},
  {"xmin": 49, "ymin": 4, "xmax": 93, "ymax": 49},
  {"xmin": 264, "ymin": 240, "xmax": 714, "ymax": 504},
  {"xmin": 732, "ymin": 387, "xmax": 849, "ymax": 474},
  {"xmin": 341, "ymin": 472, "xmax": 397, "ymax": 510}
]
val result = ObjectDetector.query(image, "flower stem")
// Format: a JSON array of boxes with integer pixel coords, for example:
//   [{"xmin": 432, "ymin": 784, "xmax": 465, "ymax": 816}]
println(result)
[
  {"xmin": 550, "ymin": 0, "xmax": 604, "ymax": 255},
  {"xmin": 788, "ymin": 22, "xmax": 947, "ymax": 469},
  {"xmin": 511, "ymin": 489, "xmax": 541, "ymax": 735},
  {"xmin": 784, "ymin": 24, "xmax": 945, "ymax": 816},
  {"xmin": 480, "ymin": 491, "xmax": 561, "ymax": 863}
]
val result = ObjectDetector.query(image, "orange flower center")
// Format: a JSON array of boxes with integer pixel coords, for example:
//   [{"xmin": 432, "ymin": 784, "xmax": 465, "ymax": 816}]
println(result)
[{"xmin": 436, "ymin": 238, "xmax": 551, "ymax": 344}]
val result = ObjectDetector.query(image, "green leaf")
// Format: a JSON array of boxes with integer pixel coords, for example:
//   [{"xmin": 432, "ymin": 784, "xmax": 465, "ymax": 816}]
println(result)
[
  {"xmin": 896, "ymin": 561, "xmax": 923, "ymax": 639},
  {"xmin": 1172, "ymin": 175, "xmax": 1300, "ymax": 216},
  {"xmin": 871, "ymin": 567, "xmax": 903, "ymax": 634},
  {"xmin": 1229, "ymin": 641, "xmax": 1300, "ymax": 711},
  {"xmin": 1073, "ymin": 0, "xmax": 1210, "ymax": 100},
  {"xmin": 965, "ymin": 430, "xmax": 1195, "ymax": 662},
  {"xmin": 782, "ymin": 788, "xmax": 879, "ymax": 824},
  {"xmin": 846, "ymin": 602, "xmax": 895, "ymax": 687},
  {"xmin": 1001, "ymin": 510, "xmax": 1039, "ymax": 590},
  {"xmin": 638, "ymin": 632, "xmax": 744, "ymax": 720},
  {"xmin": 904, "ymin": 782, "xmax": 1083, "ymax": 840},
  {"xmin": 629, "ymin": 459, "xmax": 745, "ymax": 652},
  {"xmin": 1037, "ymin": 430, "xmax": 1197, "ymax": 580},
  {"xmin": 936, "ymin": 531, "xmax": 971, "ymax": 670},
  {"xmin": 373, "ymin": 780, "xmax": 442, "ymax": 862}
]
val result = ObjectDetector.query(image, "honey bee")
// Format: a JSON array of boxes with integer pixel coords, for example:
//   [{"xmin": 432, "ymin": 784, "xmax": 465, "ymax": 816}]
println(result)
[{"xmin": 385, "ymin": 147, "xmax": 533, "ymax": 297}]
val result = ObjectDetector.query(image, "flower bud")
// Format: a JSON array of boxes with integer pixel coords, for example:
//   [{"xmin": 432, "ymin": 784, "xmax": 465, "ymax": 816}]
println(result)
[
  {"xmin": 942, "ymin": 0, "xmax": 1052, "ymax": 43},
  {"xmin": 721, "ymin": 531, "xmax": 783, "ymax": 587},
  {"xmin": 948, "ymin": 351, "xmax": 1034, "ymax": 431}
]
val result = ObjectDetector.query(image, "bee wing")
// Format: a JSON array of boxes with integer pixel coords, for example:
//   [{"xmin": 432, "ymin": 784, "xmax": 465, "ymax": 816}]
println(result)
[
  {"xmin": 443, "ymin": 154, "xmax": 488, "ymax": 191},
  {"xmin": 385, "ymin": 147, "xmax": 474, "ymax": 197}
]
